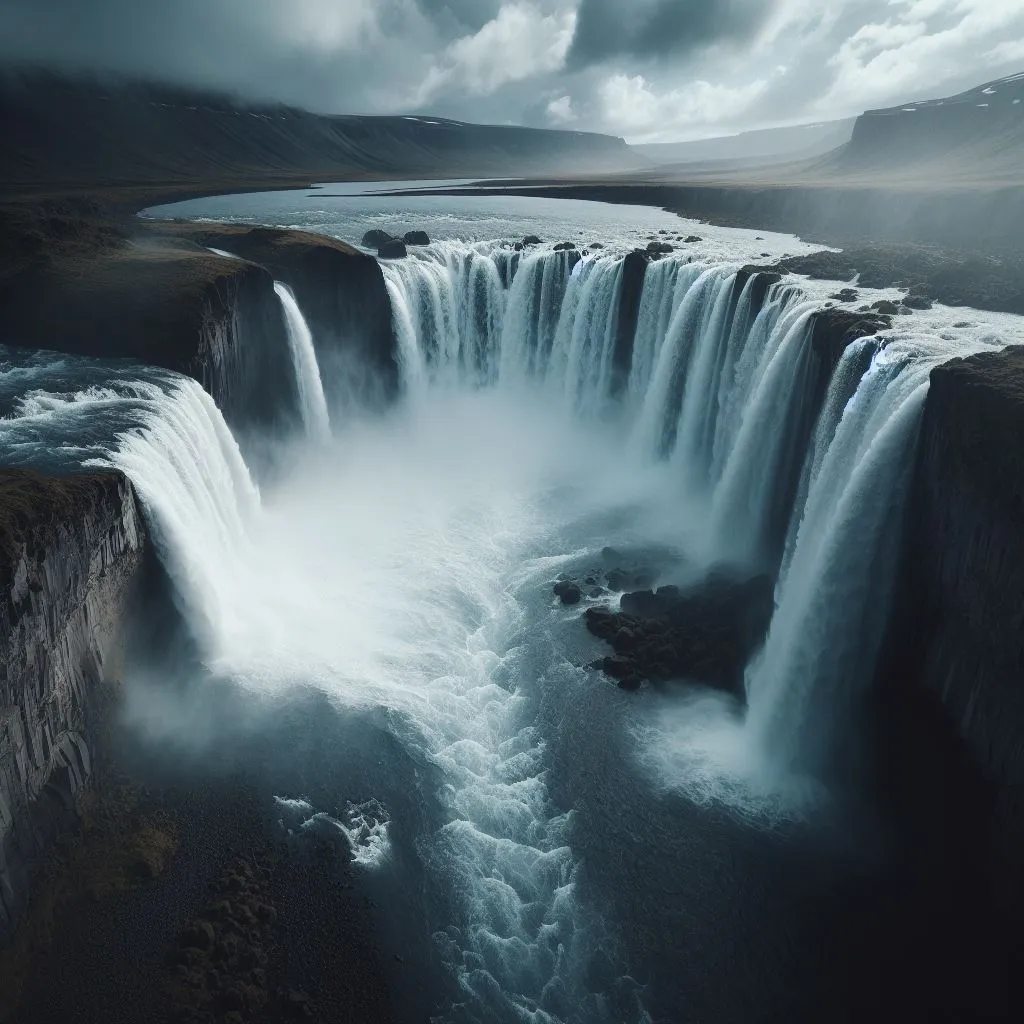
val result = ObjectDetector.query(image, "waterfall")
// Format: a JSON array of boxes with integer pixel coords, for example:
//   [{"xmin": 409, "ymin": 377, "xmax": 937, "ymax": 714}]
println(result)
[
  {"xmin": 88, "ymin": 377, "xmax": 261, "ymax": 647},
  {"xmin": 744, "ymin": 344, "xmax": 933, "ymax": 770},
  {"xmin": 21, "ymin": 223, "xmax": 1014, "ymax": 1024},
  {"xmin": 273, "ymin": 282, "xmax": 331, "ymax": 439}
]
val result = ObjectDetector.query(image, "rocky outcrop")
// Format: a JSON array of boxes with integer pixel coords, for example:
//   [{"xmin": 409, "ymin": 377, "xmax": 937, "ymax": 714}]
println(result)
[
  {"xmin": 883, "ymin": 345, "xmax": 1024, "ymax": 925},
  {"xmin": 611, "ymin": 250, "xmax": 650, "ymax": 396},
  {"xmin": 167, "ymin": 223, "xmax": 400, "ymax": 405},
  {"xmin": 586, "ymin": 572, "xmax": 774, "ymax": 695},
  {"xmin": 0, "ymin": 469, "xmax": 145, "ymax": 941},
  {"xmin": 781, "ymin": 245, "xmax": 1024, "ymax": 316},
  {"xmin": 0, "ymin": 229, "xmax": 300, "ymax": 433}
]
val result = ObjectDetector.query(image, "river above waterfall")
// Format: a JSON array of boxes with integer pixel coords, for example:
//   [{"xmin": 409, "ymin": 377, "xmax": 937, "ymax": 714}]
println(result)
[{"xmin": 8, "ymin": 186, "xmax": 1024, "ymax": 1022}]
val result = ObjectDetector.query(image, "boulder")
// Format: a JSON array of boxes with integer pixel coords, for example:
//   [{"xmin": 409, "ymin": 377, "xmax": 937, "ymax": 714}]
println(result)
[
  {"xmin": 647, "ymin": 241, "xmax": 674, "ymax": 255},
  {"xmin": 362, "ymin": 229, "xmax": 396, "ymax": 248},
  {"xmin": 830, "ymin": 288, "xmax": 859, "ymax": 302},
  {"xmin": 684, "ymin": 235, "xmax": 703, "ymax": 243},
  {"xmin": 553, "ymin": 241, "xmax": 577, "ymax": 251},
  {"xmin": 377, "ymin": 240, "xmax": 408, "ymax": 259},
  {"xmin": 870, "ymin": 299, "xmax": 901, "ymax": 315},
  {"xmin": 553, "ymin": 581, "xmax": 582, "ymax": 606},
  {"xmin": 589, "ymin": 242, "xmax": 605, "ymax": 249},
  {"xmin": 584, "ymin": 571, "xmax": 775, "ymax": 698},
  {"xmin": 403, "ymin": 230, "xmax": 430, "ymax": 246},
  {"xmin": 903, "ymin": 289, "xmax": 933, "ymax": 310},
  {"xmin": 521, "ymin": 235, "xmax": 542, "ymax": 246}
]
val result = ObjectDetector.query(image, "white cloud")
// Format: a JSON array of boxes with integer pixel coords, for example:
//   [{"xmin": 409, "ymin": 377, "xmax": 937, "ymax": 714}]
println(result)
[
  {"xmin": 279, "ymin": 0, "xmax": 379, "ymax": 52},
  {"xmin": 546, "ymin": 94, "xmax": 576, "ymax": 124},
  {"xmin": 598, "ymin": 73, "xmax": 773, "ymax": 143},
  {"xmin": 820, "ymin": 0, "xmax": 1024, "ymax": 110},
  {"xmin": 415, "ymin": 3, "xmax": 575, "ymax": 105}
]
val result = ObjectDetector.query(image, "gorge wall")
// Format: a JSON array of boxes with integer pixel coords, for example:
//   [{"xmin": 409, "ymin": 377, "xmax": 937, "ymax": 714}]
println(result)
[
  {"xmin": 0, "ymin": 219, "xmax": 398, "ymax": 939},
  {"xmin": 0, "ymin": 469, "xmax": 145, "ymax": 941},
  {"xmin": 886, "ymin": 346, "xmax": 1024, "ymax": 925}
]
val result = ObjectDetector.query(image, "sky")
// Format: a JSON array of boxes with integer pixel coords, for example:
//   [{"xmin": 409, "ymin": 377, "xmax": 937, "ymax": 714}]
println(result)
[{"xmin": 2, "ymin": 0, "xmax": 1024, "ymax": 143}]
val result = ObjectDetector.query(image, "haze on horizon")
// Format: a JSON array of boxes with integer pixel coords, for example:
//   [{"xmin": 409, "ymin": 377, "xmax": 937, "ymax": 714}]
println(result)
[{"xmin": 1, "ymin": 0, "xmax": 1023, "ymax": 144}]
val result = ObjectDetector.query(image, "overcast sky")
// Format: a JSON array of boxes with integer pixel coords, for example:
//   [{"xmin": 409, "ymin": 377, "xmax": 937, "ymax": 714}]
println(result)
[{"xmin": 2, "ymin": 0, "xmax": 1023, "ymax": 143}]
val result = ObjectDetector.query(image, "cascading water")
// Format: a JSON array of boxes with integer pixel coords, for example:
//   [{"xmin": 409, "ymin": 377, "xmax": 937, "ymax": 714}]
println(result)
[
  {"xmin": 273, "ymin": 281, "xmax": 332, "ymax": 439},
  {"xmin": 21, "ymin": 228, "xmax": 1018, "ymax": 1023}
]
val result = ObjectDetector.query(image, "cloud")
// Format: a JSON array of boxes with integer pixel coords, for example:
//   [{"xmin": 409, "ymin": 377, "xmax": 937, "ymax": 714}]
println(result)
[
  {"xmin": 820, "ymin": 0, "xmax": 1024, "ymax": 111},
  {"xmin": 568, "ymin": 0, "xmax": 776, "ymax": 67},
  {"xmin": 546, "ymin": 94, "xmax": 577, "ymax": 124},
  {"xmin": 0, "ymin": 0, "xmax": 1022, "ymax": 140},
  {"xmin": 598, "ymin": 72, "xmax": 774, "ymax": 143},
  {"xmin": 415, "ymin": 3, "xmax": 575, "ymax": 105}
]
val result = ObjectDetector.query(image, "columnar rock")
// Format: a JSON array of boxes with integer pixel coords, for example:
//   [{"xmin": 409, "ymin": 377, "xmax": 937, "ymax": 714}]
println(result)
[{"xmin": 0, "ymin": 469, "xmax": 146, "ymax": 940}]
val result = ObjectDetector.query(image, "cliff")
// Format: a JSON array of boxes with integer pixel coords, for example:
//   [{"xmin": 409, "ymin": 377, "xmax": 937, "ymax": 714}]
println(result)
[
  {"xmin": 0, "ymin": 203, "xmax": 299, "ymax": 430},
  {"xmin": 154, "ymin": 223, "xmax": 401, "ymax": 405},
  {"xmin": 885, "ymin": 346, "xmax": 1024, "ymax": 926},
  {"xmin": 0, "ymin": 205, "xmax": 401, "ymax": 428},
  {"xmin": 0, "ymin": 469, "xmax": 145, "ymax": 941},
  {"xmin": 834, "ymin": 73, "xmax": 1024, "ymax": 184}
]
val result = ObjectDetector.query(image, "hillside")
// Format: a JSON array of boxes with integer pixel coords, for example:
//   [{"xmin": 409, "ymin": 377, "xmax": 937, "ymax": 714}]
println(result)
[
  {"xmin": 635, "ymin": 118, "xmax": 855, "ymax": 170},
  {"xmin": 0, "ymin": 71, "xmax": 643, "ymax": 191},
  {"xmin": 813, "ymin": 72, "xmax": 1024, "ymax": 187}
]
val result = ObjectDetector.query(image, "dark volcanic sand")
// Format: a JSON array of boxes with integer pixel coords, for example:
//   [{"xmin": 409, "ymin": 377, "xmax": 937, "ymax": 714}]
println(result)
[{"xmin": 4, "ymin": 683, "xmax": 410, "ymax": 1024}]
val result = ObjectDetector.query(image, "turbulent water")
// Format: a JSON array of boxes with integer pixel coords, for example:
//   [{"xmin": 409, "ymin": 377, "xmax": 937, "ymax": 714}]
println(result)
[{"xmin": 5, "ymin": 202, "xmax": 1023, "ymax": 1021}]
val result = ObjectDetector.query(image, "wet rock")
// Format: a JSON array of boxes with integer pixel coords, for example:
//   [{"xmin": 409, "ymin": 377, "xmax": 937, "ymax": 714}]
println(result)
[
  {"xmin": 521, "ymin": 235, "xmax": 542, "ymax": 245},
  {"xmin": 870, "ymin": 299, "xmax": 901, "ymax": 315},
  {"xmin": 361, "ymin": 229, "xmax": 395, "ymax": 248},
  {"xmin": 553, "ymin": 581, "xmax": 582, "ymax": 606},
  {"xmin": 513, "ymin": 242, "xmax": 524, "ymax": 251},
  {"xmin": 584, "ymin": 571, "xmax": 775, "ymax": 697},
  {"xmin": 377, "ymin": 239, "xmax": 408, "ymax": 259},
  {"xmin": 553, "ymin": 241, "xmax": 577, "ymax": 251},
  {"xmin": 684, "ymin": 235, "xmax": 703, "ymax": 243},
  {"xmin": 831, "ymin": 288, "xmax": 859, "ymax": 302},
  {"xmin": 903, "ymin": 288, "xmax": 933, "ymax": 310},
  {"xmin": 589, "ymin": 242, "xmax": 604, "ymax": 249},
  {"xmin": 403, "ymin": 230, "xmax": 430, "ymax": 246},
  {"xmin": 646, "ymin": 241, "xmax": 674, "ymax": 254}
]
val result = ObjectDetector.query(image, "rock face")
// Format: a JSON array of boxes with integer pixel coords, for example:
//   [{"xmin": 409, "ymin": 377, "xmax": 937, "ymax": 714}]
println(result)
[
  {"xmin": 0, "ymin": 469, "xmax": 146, "ymax": 941},
  {"xmin": 586, "ymin": 573, "xmax": 774, "ymax": 695},
  {"xmin": 883, "ymin": 347, "xmax": 1024, "ymax": 924},
  {"xmin": 151, "ymin": 223, "xmax": 401, "ymax": 407},
  {"xmin": 0, "ymin": 226, "xmax": 300, "ymax": 433},
  {"xmin": 611, "ymin": 250, "xmax": 650, "ymax": 396}
]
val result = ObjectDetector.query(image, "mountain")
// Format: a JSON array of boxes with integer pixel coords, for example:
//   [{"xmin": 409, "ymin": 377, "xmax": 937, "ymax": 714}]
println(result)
[
  {"xmin": 635, "ymin": 118, "xmax": 855, "ymax": 169},
  {"xmin": 0, "ymin": 71, "xmax": 644, "ymax": 190},
  {"xmin": 819, "ymin": 72, "xmax": 1024, "ymax": 186}
]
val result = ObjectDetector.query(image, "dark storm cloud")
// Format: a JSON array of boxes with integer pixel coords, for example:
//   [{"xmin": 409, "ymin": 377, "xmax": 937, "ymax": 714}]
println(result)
[
  {"xmin": 0, "ymin": 0, "xmax": 465, "ymax": 112},
  {"xmin": 567, "ymin": 0, "xmax": 776, "ymax": 67}
]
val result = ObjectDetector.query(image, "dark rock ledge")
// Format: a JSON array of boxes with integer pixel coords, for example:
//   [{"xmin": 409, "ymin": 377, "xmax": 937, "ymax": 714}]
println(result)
[
  {"xmin": 0, "ymin": 468, "xmax": 146, "ymax": 942},
  {"xmin": 584, "ymin": 572, "xmax": 774, "ymax": 697}
]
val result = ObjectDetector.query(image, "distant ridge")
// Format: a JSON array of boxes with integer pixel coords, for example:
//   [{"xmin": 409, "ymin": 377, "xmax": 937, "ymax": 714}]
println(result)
[
  {"xmin": 821, "ymin": 71, "xmax": 1024, "ymax": 185},
  {"xmin": 0, "ymin": 70, "xmax": 645, "ymax": 189},
  {"xmin": 635, "ymin": 118, "xmax": 855, "ymax": 169}
]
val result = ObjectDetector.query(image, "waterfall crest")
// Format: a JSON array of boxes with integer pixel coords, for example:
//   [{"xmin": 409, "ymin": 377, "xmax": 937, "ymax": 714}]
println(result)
[{"xmin": 91, "ymin": 378, "xmax": 261, "ymax": 646}]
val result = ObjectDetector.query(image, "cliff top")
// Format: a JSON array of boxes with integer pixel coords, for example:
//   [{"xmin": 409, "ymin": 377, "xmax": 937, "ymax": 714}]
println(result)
[{"xmin": 0, "ymin": 469, "xmax": 128, "ymax": 580}]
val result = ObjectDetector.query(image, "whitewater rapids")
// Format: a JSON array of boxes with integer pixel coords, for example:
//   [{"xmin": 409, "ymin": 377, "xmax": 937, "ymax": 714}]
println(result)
[{"xmin": 7, "ymin": 229, "xmax": 1022, "ymax": 1023}]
